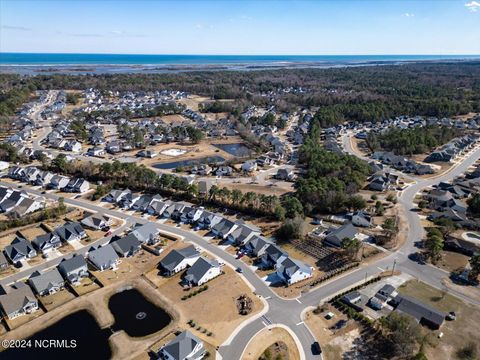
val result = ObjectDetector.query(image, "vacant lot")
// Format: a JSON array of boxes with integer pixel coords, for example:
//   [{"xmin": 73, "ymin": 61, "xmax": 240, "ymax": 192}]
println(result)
[
  {"xmin": 398, "ymin": 279, "xmax": 480, "ymax": 360},
  {"xmin": 242, "ymin": 327, "xmax": 300, "ymax": 360},
  {"xmin": 153, "ymin": 265, "xmax": 263, "ymax": 346}
]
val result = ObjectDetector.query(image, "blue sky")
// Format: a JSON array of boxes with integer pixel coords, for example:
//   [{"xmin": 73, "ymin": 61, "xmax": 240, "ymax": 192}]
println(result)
[{"xmin": 1, "ymin": 0, "xmax": 479, "ymax": 55}]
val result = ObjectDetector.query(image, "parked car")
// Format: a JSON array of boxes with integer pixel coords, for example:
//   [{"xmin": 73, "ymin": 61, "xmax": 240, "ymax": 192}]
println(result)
[
  {"xmin": 311, "ymin": 341, "xmax": 322, "ymax": 355},
  {"xmin": 236, "ymin": 267, "xmax": 243, "ymax": 273}
]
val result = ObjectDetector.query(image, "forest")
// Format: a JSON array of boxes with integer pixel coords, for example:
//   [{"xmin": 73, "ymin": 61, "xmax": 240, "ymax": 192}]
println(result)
[
  {"xmin": 366, "ymin": 125, "xmax": 460, "ymax": 155},
  {"xmin": 1, "ymin": 61, "xmax": 480, "ymax": 123}
]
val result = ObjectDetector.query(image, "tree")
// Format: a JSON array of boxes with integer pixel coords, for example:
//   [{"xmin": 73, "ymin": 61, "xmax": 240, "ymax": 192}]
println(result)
[
  {"xmin": 467, "ymin": 193, "xmax": 480, "ymax": 217},
  {"xmin": 381, "ymin": 312, "xmax": 421, "ymax": 359},
  {"xmin": 341, "ymin": 237, "xmax": 362, "ymax": 260},
  {"xmin": 274, "ymin": 205, "xmax": 286, "ymax": 221},
  {"xmin": 424, "ymin": 232, "xmax": 444, "ymax": 264},
  {"xmin": 282, "ymin": 196, "xmax": 304, "ymax": 218},
  {"xmin": 51, "ymin": 154, "xmax": 68, "ymax": 173},
  {"xmin": 275, "ymin": 216, "xmax": 304, "ymax": 241},
  {"xmin": 469, "ymin": 252, "xmax": 480, "ymax": 282},
  {"xmin": 346, "ymin": 195, "xmax": 367, "ymax": 211},
  {"xmin": 375, "ymin": 201, "xmax": 385, "ymax": 216}
]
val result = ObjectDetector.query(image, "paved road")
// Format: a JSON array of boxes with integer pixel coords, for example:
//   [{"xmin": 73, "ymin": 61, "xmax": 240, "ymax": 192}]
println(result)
[{"xmin": 2, "ymin": 139, "xmax": 480, "ymax": 359}]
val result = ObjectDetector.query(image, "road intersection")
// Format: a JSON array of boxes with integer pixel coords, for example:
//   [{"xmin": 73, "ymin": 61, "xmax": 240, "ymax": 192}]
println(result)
[{"xmin": 2, "ymin": 135, "xmax": 480, "ymax": 359}]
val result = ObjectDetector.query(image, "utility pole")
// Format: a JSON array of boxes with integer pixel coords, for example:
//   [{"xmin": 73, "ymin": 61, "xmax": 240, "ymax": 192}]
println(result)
[{"xmin": 392, "ymin": 259, "xmax": 397, "ymax": 275}]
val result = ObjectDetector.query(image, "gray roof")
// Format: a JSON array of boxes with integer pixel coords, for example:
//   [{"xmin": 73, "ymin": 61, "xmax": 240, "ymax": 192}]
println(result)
[
  {"xmin": 160, "ymin": 245, "xmax": 200, "ymax": 272},
  {"xmin": 88, "ymin": 244, "xmax": 119, "ymax": 269},
  {"xmin": 55, "ymin": 222, "xmax": 85, "ymax": 242},
  {"xmin": 325, "ymin": 223, "xmax": 358, "ymax": 247},
  {"xmin": 58, "ymin": 255, "xmax": 88, "ymax": 275},
  {"xmin": 0, "ymin": 252, "xmax": 8, "ymax": 266},
  {"xmin": 32, "ymin": 232, "xmax": 61, "ymax": 250},
  {"xmin": 81, "ymin": 213, "xmax": 110, "ymax": 229},
  {"xmin": 277, "ymin": 256, "xmax": 312, "ymax": 279},
  {"xmin": 28, "ymin": 268, "xmax": 64, "ymax": 294},
  {"xmin": 0, "ymin": 285, "xmax": 37, "ymax": 316},
  {"xmin": 161, "ymin": 330, "xmax": 203, "ymax": 360},
  {"xmin": 111, "ymin": 234, "xmax": 142, "ymax": 256},
  {"xmin": 394, "ymin": 294, "xmax": 446, "ymax": 327},
  {"xmin": 131, "ymin": 222, "xmax": 159, "ymax": 243},
  {"xmin": 4, "ymin": 237, "xmax": 35, "ymax": 261},
  {"xmin": 184, "ymin": 257, "xmax": 220, "ymax": 284}
]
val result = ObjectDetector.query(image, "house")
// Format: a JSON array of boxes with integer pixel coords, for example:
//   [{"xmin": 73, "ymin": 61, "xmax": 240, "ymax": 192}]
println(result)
[
  {"xmin": 215, "ymin": 166, "xmax": 233, "ymax": 177},
  {"xmin": 4, "ymin": 237, "xmax": 37, "ymax": 263},
  {"xmin": 34, "ymin": 171, "xmax": 54, "ymax": 187},
  {"xmin": 86, "ymin": 147, "xmax": 105, "ymax": 157},
  {"xmin": 342, "ymin": 291, "xmax": 362, "ymax": 305},
  {"xmin": 64, "ymin": 178, "xmax": 90, "ymax": 193},
  {"xmin": 104, "ymin": 189, "xmax": 131, "ymax": 203},
  {"xmin": 0, "ymin": 252, "xmax": 9, "ymax": 271},
  {"xmin": 197, "ymin": 180, "xmax": 211, "ymax": 197},
  {"xmin": 48, "ymin": 175, "xmax": 70, "ymax": 190},
  {"xmin": 11, "ymin": 198, "xmax": 44, "ymax": 217},
  {"xmin": 241, "ymin": 160, "xmax": 257, "ymax": 173},
  {"xmin": 244, "ymin": 236, "xmax": 271, "ymax": 256},
  {"xmin": 324, "ymin": 223, "xmax": 359, "ymax": 247},
  {"xmin": 275, "ymin": 255, "xmax": 313, "ymax": 285},
  {"xmin": 275, "ymin": 168, "xmax": 295, "ymax": 181},
  {"xmin": 211, "ymin": 218, "xmax": 238, "ymax": 239},
  {"xmin": 137, "ymin": 149, "xmax": 158, "ymax": 158},
  {"xmin": 184, "ymin": 257, "xmax": 222, "ymax": 286},
  {"xmin": 147, "ymin": 200, "xmax": 171, "ymax": 216},
  {"xmin": 81, "ymin": 213, "xmax": 112, "ymax": 230},
  {"xmin": 393, "ymin": 295, "xmax": 446, "ymax": 330},
  {"xmin": 227, "ymin": 223, "xmax": 261, "ymax": 246},
  {"xmin": 130, "ymin": 222, "xmax": 160, "ymax": 244},
  {"xmin": 32, "ymin": 232, "xmax": 62, "ymax": 254},
  {"xmin": 259, "ymin": 244, "xmax": 288, "ymax": 269},
  {"xmin": 111, "ymin": 234, "xmax": 142, "ymax": 257},
  {"xmin": 196, "ymin": 211, "xmax": 223, "ymax": 230},
  {"xmin": 64, "ymin": 140, "xmax": 82, "ymax": 152},
  {"xmin": 159, "ymin": 245, "xmax": 200, "ymax": 276},
  {"xmin": 55, "ymin": 222, "xmax": 86, "ymax": 243},
  {"xmin": 158, "ymin": 330, "xmax": 205, "ymax": 360},
  {"xmin": 88, "ymin": 244, "xmax": 120, "ymax": 271},
  {"xmin": 183, "ymin": 207, "xmax": 204, "ymax": 224},
  {"xmin": 57, "ymin": 255, "xmax": 89, "ymax": 285},
  {"xmin": 28, "ymin": 268, "xmax": 64, "ymax": 296},
  {"xmin": 118, "ymin": 192, "xmax": 141, "ymax": 209},
  {"xmin": 0, "ymin": 284, "xmax": 38, "ymax": 319},
  {"xmin": 349, "ymin": 211, "xmax": 372, "ymax": 228},
  {"xmin": 0, "ymin": 190, "xmax": 28, "ymax": 213}
]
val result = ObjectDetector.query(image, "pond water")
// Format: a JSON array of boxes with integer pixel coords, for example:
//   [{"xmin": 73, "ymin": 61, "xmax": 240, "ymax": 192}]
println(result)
[
  {"xmin": 152, "ymin": 155, "xmax": 225, "ymax": 169},
  {"xmin": 213, "ymin": 143, "xmax": 253, "ymax": 157},
  {"xmin": 108, "ymin": 288, "xmax": 171, "ymax": 337},
  {"xmin": 1, "ymin": 310, "xmax": 112, "ymax": 360}
]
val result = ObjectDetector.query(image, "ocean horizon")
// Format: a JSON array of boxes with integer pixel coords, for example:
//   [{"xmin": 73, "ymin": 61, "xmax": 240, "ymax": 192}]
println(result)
[{"xmin": 1, "ymin": 52, "xmax": 479, "ymax": 65}]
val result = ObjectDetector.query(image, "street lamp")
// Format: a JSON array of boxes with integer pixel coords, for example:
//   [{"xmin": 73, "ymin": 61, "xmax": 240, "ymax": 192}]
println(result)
[{"xmin": 392, "ymin": 259, "xmax": 397, "ymax": 275}]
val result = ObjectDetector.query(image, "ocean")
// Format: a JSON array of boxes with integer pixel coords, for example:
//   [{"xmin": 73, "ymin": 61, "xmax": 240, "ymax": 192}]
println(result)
[{"xmin": 0, "ymin": 53, "xmax": 478, "ymax": 74}]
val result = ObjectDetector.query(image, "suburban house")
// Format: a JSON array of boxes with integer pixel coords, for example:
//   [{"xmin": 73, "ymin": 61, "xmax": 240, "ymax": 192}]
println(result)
[
  {"xmin": 241, "ymin": 160, "xmax": 257, "ymax": 173},
  {"xmin": 55, "ymin": 222, "xmax": 86, "ymax": 243},
  {"xmin": 393, "ymin": 294, "xmax": 446, "ymax": 330},
  {"xmin": 159, "ymin": 245, "xmax": 200, "ymax": 276},
  {"xmin": 28, "ymin": 268, "xmax": 65, "ymax": 296},
  {"xmin": 4, "ymin": 236, "xmax": 37, "ymax": 263},
  {"xmin": 211, "ymin": 218, "xmax": 238, "ymax": 239},
  {"xmin": 0, "ymin": 284, "xmax": 39, "ymax": 320},
  {"xmin": 64, "ymin": 178, "xmax": 90, "ymax": 193},
  {"xmin": 275, "ymin": 255, "xmax": 313, "ymax": 285},
  {"xmin": 184, "ymin": 257, "xmax": 222, "ymax": 286},
  {"xmin": 183, "ymin": 207, "xmax": 205, "ymax": 224},
  {"xmin": 48, "ymin": 175, "xmax": 70, "ymax": 190},
  {"xmin": 349, "ymin": 211, "xmax": 372, "ymax": 228},
  {"xmin": 130, "ymin": 222, "xmax": 160, "ymax": 244},
  {"xmin": 244, "ymin": 236, "xmax": 271, "ymax": 257},
  {"xmin": 147, "ymin": 200, "xmax": 172, "ymax": 216},
  {"xmin": 157, "ymin": 330, "xmax": 205, "ymax": 360},
  {"xmin": 196, "ymin": 211, "xmax": 223, "ymax": 230},
  {"xmin": 32, "ymin": 232, "xmax": 62, "ymax": 254},
  {"xmin": 57, "ymin": 255, "xmax": 89, "ymax": 285},
  {"xmin": 259, "ymin": 244, "xmax": 288, "ymax": 269},
  {"xmin": 111, "ymin": 234, "xmax": 142, "ymax": 257},
  {"xmin": 324, "ymin": 223, "xmax": 359, "ymax": 248},
  {"xmin": 11, "ymin": 197, "xmax": 44, "ymax": 218},
  {"xmin": 88, "ymin": 244, "xmax": 120, "ymax": 271},
  {"xmin": 227, "ymin": 223, "xmax": 261, "ymax": 246},
  {"xmin": 104, "ymin": 189, "xmax": 131, "ymax": 203},
  {"xmin": 81, "ymin": 213, "xmax": 112, "ymax": 230}
]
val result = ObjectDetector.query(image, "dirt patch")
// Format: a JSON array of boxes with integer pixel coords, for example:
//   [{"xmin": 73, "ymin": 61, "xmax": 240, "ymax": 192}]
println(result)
[{"xmin": 242, "ymin": 327, "xmax": 301, "ymax": 360}]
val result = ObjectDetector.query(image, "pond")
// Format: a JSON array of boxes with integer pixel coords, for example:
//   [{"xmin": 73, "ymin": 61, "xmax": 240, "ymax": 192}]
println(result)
[
  {"xmin": 108, "ymin": 288, "xmax": 171, "ymax": 337},
  {"xmin": 152, "ymin": 155, "xmax": 225, "ymax": 169},
  {"xmin": 213, "ymin": 143, "xmax": 253, "ymax": 157},
  {"xmin": 1, "ymin": 310, "xmax": 112, "ymax": 360}
]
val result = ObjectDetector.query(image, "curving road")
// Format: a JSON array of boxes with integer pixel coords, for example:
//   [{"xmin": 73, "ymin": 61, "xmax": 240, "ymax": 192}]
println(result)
[{"xmin": 2, "ymin": 136, "xmax": 480, "ymax": 359}]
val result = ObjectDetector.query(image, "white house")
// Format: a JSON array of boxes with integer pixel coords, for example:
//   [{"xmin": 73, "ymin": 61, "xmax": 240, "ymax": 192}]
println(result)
[
  {"xmin": 184, "ymin": 257, "xmax": 221, "ymax": 286},
  {"xmin": 159, "ymin": 245, "xmax": 200, "ymax": 276},
  {"xmin": 275, "ymin": 255, "xmax": 313, "ymax": 286}
]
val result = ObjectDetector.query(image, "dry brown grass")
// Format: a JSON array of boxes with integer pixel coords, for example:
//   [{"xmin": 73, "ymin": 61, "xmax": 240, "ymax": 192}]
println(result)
[{"xmin": 242, "ymin": 327, "xmax": 301, "ymax": 360}]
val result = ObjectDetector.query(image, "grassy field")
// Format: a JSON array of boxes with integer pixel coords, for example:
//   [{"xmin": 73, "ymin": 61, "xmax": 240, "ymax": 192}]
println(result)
[{"xmin": 398, "ymin": 280, "xmax": 480, "ymax": 360}]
